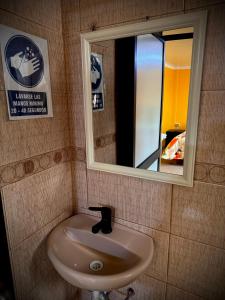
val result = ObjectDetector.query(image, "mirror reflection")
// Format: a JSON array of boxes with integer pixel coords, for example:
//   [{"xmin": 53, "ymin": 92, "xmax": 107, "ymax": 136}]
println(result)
[{"xmin": 90, "ymin": 27, "xmax": 193, "ymax": 176}]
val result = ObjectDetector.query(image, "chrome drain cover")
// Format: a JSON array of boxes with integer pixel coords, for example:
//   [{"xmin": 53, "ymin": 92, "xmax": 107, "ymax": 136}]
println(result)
[{"xmin": 89, "ymin": 260, "xmax": 104, "ymax": 271}]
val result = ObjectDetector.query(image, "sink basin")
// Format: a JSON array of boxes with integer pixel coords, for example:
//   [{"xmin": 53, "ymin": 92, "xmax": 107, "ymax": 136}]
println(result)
[{"xmin": 47, "ymin": 214, "xmax": 154, "ymax": 291}]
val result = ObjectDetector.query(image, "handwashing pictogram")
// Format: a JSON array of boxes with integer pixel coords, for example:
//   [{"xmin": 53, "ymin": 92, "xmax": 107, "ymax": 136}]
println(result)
[{"xmin": 5, "ymin": 35, "xmax": 44, "ymax": 88}]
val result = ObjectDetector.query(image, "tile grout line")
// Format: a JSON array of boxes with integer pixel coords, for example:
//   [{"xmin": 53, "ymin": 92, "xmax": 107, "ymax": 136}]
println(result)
[
  {"xmin": 195, "ymin": 161, "xmax": 225, "ymax": 167},
  {"xmin": 77, "ymin": 207, "xmax": 225, "ymax": 251},
  {"xmin": 78, "ymin": 0, "xmax": 81, "ymax": 32},
  {"xmin": 194, "ymin": 179, "xmax": 225, "ymax": 188},
  {"xmin": 0, "ymin": 147, "xmax": 70, "ymax": 169},
  {"xmin": 165, "ymin": 184, "xmax": 174, "ymax": 299},
  {"xmin": 69, "ymin": 11, "xmax": 186, "ymax": 35},
  {"xmin": 60, "ymin": 0, "xmax": 74, "ymax": 149},
  {"xmin": 169, "ymin": 232, "xmax": 225, "ymax": 252},
  {"xmin": 12, "ymin": 210, "xmax": 72, "ymax": 250},
  {"xmin": 166, "ymin": 282, "xmax": 207, "ymax": 299},
  {"xmin": 0, "ymin": 7, "xmax": 62, "ymax": 34},
  {"xmin": 184, "ymin": 1, "xmax": 225, "ymax": 12}
]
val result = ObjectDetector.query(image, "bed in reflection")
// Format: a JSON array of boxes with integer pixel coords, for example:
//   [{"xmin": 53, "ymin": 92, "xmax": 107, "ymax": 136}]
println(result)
[{"xmin": 160, "ymin": 130, "xmax": 185, "ymax": 175}]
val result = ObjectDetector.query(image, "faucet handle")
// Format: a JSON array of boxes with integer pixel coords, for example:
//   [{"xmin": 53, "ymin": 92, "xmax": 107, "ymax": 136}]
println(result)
[
  {"xmin": 88, "ymin": 206, "xmax": 103, "ymax": 211},
  {"xmin": 88, "ymin": 206, "xmax": 112, "ymax": 219}
]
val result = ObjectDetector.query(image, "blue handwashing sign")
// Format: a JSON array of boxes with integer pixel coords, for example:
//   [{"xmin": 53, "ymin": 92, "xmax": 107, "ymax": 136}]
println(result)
[
  {"xmin": 4, "ymin": 35, "xmax": 44, "ymax": 88},
  {"xmin": 91, "ymin": 54, "xmax": 102, "ymax": 91},
  {"xmin": 0, "ymin": 25, "xmax": 53, "ymax": 120},
  {"xmin": 91, "ymin": 53, "xmax": 104, "ymax": 111}
]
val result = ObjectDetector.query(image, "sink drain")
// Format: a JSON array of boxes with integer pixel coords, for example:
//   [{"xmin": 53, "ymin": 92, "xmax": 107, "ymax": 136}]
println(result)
[{"xmin": 89, "ymin": 260, "xmax": 104, "ymax": 271}]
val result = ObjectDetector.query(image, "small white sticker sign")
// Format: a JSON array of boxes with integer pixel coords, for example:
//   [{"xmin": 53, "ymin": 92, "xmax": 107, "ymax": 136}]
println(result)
[{"xmin": 0, "ymin": 25, "xmax": 53, "ymax": 120}]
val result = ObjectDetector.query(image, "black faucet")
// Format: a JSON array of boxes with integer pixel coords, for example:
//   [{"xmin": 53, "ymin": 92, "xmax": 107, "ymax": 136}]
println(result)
[{"xmin": 88, "ymin": 207, "xmax": 112, "ymax": 234}]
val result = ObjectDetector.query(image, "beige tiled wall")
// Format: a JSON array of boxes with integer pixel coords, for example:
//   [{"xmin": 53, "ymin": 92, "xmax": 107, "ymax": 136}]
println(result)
[
  {"xmin": 92, "ymin": 40, "xmax": 117, "ymax": 164},
  {"xmin": 0, "ymin": 1, "xmax": 76, "ymax": 299},
  {"xmin": 0, "ymin": 4, "xmax": 70, "ymax": 166},
  {"xmin": 1, "ymin": 163, "xmax": 76, "ymax": 300},
  {"xmin": 168, "ymin": 236, "xmax": 225, "ymax": 299},
  {"xmin": 63, "ymin": 0, "xmax": 225, "ymax": 299}
]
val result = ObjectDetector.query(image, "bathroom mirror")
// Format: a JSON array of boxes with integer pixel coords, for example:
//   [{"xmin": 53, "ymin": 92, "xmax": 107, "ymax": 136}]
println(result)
[{"xmin": 81, "ymin": 11, "xmax": 207, "ymax": 186}]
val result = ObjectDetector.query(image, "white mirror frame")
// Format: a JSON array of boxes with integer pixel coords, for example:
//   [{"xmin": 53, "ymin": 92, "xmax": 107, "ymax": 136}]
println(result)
[{"xmin": 81, "ymin": 11, "xmax": 207, "ymax": 187}]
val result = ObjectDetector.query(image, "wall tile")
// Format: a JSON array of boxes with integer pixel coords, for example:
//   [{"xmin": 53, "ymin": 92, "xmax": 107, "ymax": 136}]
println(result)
[
  {"xmin": 185, "ymin": 0, "xmax": 225, "ymax": 9},
  {"xmin": 166, "ymin": 284, "xmax": 204, "ymax": 300},
  {"xmin": 194, "ymin": 163, "xmax": 208, "ymax": 182},
  {"xmin": 71, "ymin": 100, "xmax": 86, "ymax": 148},
  {"xmin": 79, "ymin": 0, "xmax": 119, "ymax": 31},
  {"xmin": 72, "ymin": 161, "xmax": 88, "ymax": 209},
  {"xmin": 209, "ymin": 165, "xmax": 225, "ymax": 184},
  {"xmin": 29, "ymin": 273, "xmax": 75, "ymax": 300},
  {"xmin": 64, "ymin": 34, "xmax": 83, "ymax": 94},
  {"xmin": 11, "ymin": 212, "xmax": 75, "ymax": 300},
  {"xmin": 117, "ymin": 176, "xmax": 172, "ymax": 232},
  {"xmin": 168, "ymin": 235, "xmax": 225, "ymax": 299},
  {"xmin": 171, "ymin": 182, "xmax": 225, "ymax": 249},
  {"xmin": 194, "ymin": 163, "xmax": 225, "ymax": 186},
  {"xmin": 47, "ymin": 35, "xmax": 67, "ymax": 93},
  {"xmin": 201, "ymin": 4, "xmax": 225, "ymax": 91},
  {"xmin": 119, "ymin": 274, "xmax": 166, "ymax": 300},
  {"xmin": 87, "ymin": 171, "xmax": 172, "ymax": 232},
  {"xmin": 86, "ymin": 174, "xmax": 99, "ymax": 206},
  {"xmin": 61, "ymin": 0, "xmax": 80, "ymax": 35},
  {"xmin": 68, "ymin": 92, "xmax": 86, "ymax": 148},
  {"xmin": 196, "ymin": 91, "xmax": 225, "ymax": 165},
  {"xmin": 0, "ymin": 147, "xmax": 71, "ymax": 188},
  {"xmin": 80, "ymin": 0, "xmax": 184, "ymax": 31},
  {"xmin": 72, "ymin": 147, "xmax": 86, "ymax": 162},
  {"xmin": 114, "ymin": 218, "xmax": 170, "ymax": 282},
  {"xmin": 0, "ymin": 0, "xmax": 62, "ymax": 32},
  {"xmin": 108, "ymin": 291, "xmax": 125, "ymax": 300},
  {"xmin": 0, "ymin": 0, "xmax": 15, "ymax": 12},
  {"xmin": 76, "ymin": 289, "xmax": 91, "ymax": 300},
  {"xmin": 0, "ymin": 91, "xmax": 70, "ymax": 166},
  {"xmin": 116, "ymin": 0, "xmax": 184, "ymax": 25},
  {"xmin": 64, "ymin": 34, "xmax": 86, "ymax": 148},
  {"xmin": 2, "ymin": 163, "xmax": 73, "ymax": 248},
  {"xmin": 94, "ymin": 143, "xmax": 116, "ymax": 165}
]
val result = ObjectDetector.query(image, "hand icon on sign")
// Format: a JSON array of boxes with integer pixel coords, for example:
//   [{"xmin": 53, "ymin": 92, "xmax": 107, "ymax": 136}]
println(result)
[
  {"xmin": 91, "ymin": 67, "xmax": 101, "ymax": 85},
  {"xmin": 10, "ymin": 51, "xmax": 23, "ymax": 69},
  {"xmin": 10, "ymin": 51, "xmax": 40, "ymax": 78},
  {"xmin": 5, "ymin": 35, "xmax": 44, "ymax": 88}
]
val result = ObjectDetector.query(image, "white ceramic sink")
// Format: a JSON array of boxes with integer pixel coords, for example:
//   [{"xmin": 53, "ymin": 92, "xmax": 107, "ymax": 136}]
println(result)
[{"xmin": 47, "ymin": 214, "xmax": 154, "ymax": 291}]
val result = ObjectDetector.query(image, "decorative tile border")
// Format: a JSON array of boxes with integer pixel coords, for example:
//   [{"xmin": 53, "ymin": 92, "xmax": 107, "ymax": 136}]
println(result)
[
  {"xmin": 0, "ymin": 147, "xmax": 71, "ymax": 188},
  {"xmin": 6, "ymin": 146, "xmax": 220, "ymax": 188},
  {"xmin": 94, "ymin": 133, "xmax": 116, "ymax": 149},
  {"xmin": 71, "ymin": 148, "xmax": 225, "ymax": 186},
  {"xmin": 71, "ymin": 147, "xmax": 86, "ymax": 162},
  {"xmin": 194, "ymin": 163, "xmax": 225, "ymax": 185}
]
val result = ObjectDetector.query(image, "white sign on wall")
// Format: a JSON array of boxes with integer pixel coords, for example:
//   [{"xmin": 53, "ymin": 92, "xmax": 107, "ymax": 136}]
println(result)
[{"xmin": 0, "ymin": 25, "xmax": 53, "ymax": 120}]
